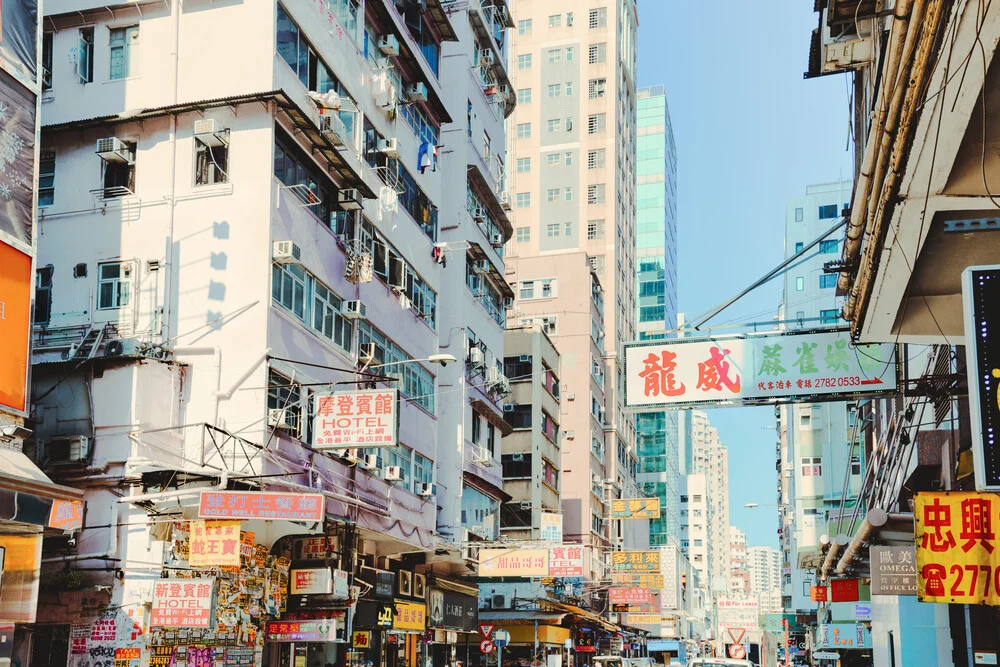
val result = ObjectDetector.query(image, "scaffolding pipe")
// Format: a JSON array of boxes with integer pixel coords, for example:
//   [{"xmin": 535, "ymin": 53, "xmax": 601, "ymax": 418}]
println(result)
[
  {"xmin": 837, "ymin": 508, "xmax": 889, "ymax": 575},
  {"xmin": 821, "ymin": 534, "xmax": 850, "ymax": 581}
]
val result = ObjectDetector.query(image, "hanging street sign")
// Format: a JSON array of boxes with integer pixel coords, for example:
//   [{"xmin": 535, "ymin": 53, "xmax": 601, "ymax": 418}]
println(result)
[
  {"xmin": 610, "ymin": 498, "xmax": 661, "ymax": 520},
  {"xmin": 870, "ymin": 546, "xmax": 917, "ymax": 595},
  {"xmin": 624, "ymin": 328, "xmax": 897, "ymax": 410},
  {"xmin": 963, "ymin": 267, "xmax": 1000, "ymax": 491},
  {"xmin": 312, "ymin": 389, "xmax": 398, "ymax": 449}
]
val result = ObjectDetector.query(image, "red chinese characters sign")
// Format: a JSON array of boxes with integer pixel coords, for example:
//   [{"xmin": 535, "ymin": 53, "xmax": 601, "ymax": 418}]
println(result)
[
  {"xmin": 312, "ymin": 389, "xmax": 397, "ymax": 449},
  {"xmin": 548, "ymin": 546, "xmax": 584, "ymax": 577},
  {"xmin": 624, "ymin": 330, "xmax": 897, "ymax": 410},
  {"xmin": 188, "ymin": 520, "xmax": 241, "ymax": 567},
  {"xmin": 199, "ymin": 491, "xmax": 324, "ymax": 522},
  {"xmin": 915, "ymin": 491, "xmax": 1000, "ymax": 605},
  {"xmin": 151, "ymin": 578, "xmax": 215, "ymax": 628},
  {"xmin": 609, "ymin": 587, "xmax": 651, "ymax": 604},
  {"xmin": 830, "ymin": 578, "xmax": 860, "ymax": 602},
  {"xmin": 810, "ymin": 586, "xmax": 828, "ymax": 602},
  {"xmin": 48, "ymin": 499, "xmax": 84, "ymax": 532}
]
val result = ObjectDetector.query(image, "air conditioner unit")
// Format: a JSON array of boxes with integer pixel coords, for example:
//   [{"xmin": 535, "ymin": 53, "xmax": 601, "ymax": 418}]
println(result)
[
  {"xmin": 418, "ymin": 482, "xmax": 436, "ymax": 497},
  {"xmin": 468, "ymin": 347, "xmax": 485, "ymax": 367},
  {"xmin": 472, "ymin": 259, "xmax": 490, "ymax": 275},
  {"xmin": 341, "ymin": 300, "xmax": 367, "ymax": 320},
  {"xmin": 377, "ymin": 137, "xmax": 401, "ymax": 159},
  {"xmin": 511, "ymin": 453, "xmax": 524, "ymax": 462},
  {"xmin": 486, "ymin": 366, "xmax": 504, "ymax": 387},
  {"xmin": 267, "ymin": 408, "xmax": 290, "ymax": 429},
  {"xmin": 566, "ymin": 430, "xmax": 575, "ymax": 439},
  {"xmin": 498, "ymin": 84, "xmax": 510, "ymax": 97},
  {"xmin": 499, "ymin": 191, "xmax": 512, "ymax": 211},
  {"xmin": 502, "ymin": 296, "xmax": 513, "ymax": 309},
  {"xmin": 385, "ymin": 466, "xmax": 405, "ymax": 482},
  {"xmin": 95, "ymin": 137, "xmax": 133, "ymax": 164},
  {"xmin": 272, "ymin": 241, "xmax": 302, "ymax": 264},
  {"xmin": 518, "ymin": 354, "xmax": 531, "ymax": 362},
  {"xmin": 338, "ymin": 188, "xmax": 362, "ymax": 210},
  {"xmin": 358, "ymin": 343, "xmax": 376, "ymax": 364},
  {"xmin": 342, "ymin": 448, "xmax": 362, "ymax": 463},
  {"xmin": 472, "ymin": 207, "xmax": 487, "ymax": 222},
  {"xmin": 405, "ymin": 83, "xmax": 428, "ymax": 102},
  {"xmin": 490, "ymin": 232, "xmax": 504, "ymax": 248},
  {"xmin": 362, "ymin": 454, "xmax": 380, "ymax": 471},
  {"xmin": 378, "ymin": 35, "xmax": 400, "ymax": 56},
  {"xmin": 104, "ymin": 338, "xmax": 139, "ymax": 357},
  {"xmin": 47, "ymin": 435, "xmax": 90, "ymax": 465},
  {"xmin": 503, "ymin": 404, "xmax": 515, "ymax": 412},
  {"xmin": 491, "ymin": 593, "xmax": 508, "ymax": 609},
  {"xmin": 479, "ymin": 49, "xmax": 494, "ymax": 65},
  {"xmin": 472, "ymin": 446, "xmax": 491, "ymax": 464},
  {"xmin": 321, "ymin": 114, "xmax": 349, "ymax": 147},
  {"xmin": 193, "ymin": 119, "xmax": 228, "ymax": 148}
]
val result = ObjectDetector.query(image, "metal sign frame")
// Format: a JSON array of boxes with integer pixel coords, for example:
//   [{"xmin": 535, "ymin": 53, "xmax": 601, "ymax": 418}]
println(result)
[{"xmin": 963, "ymin": 266, "xmax": 1000, "ymax": 491}]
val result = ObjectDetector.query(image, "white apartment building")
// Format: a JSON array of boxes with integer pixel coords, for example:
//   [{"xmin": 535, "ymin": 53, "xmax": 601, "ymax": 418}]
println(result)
[
  {"xmin": 30, "ymin": 0, "xmax": 513, "ymax": 663},
  {"xmin": 504, "ymin": 0, "xmax": 641, "ymax": 562},
  {"xmin": 728, "ymin": 526, "xmax": 750, "ymax": 599},
  {"xmin": 748, "ymin": 545, "xmax": 782, "ymax": 615},
  {"xmin": 778, "ymin": 180, "xmax": 864, "ymax": 612}
]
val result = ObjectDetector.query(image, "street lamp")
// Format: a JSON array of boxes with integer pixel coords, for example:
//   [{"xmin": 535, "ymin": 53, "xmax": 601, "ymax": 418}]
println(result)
[
  {"xmin": 745, "ymin": 503, "xmax": 783, "ymax": 508},
  {"xmin": 372, "ymin": 353, "xmax": 457, "ymax": 368}
]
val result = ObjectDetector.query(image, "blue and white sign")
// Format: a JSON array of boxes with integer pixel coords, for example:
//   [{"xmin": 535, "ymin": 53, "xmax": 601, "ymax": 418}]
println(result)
[
  {"xmin": 540, "ymin": 512, "xmax": 563, "ymax": 542},
  {"xmin": 852, "ymin": 603, "xmax": 872, "ymax": 621},
  {"xmin": 493, "ymin": 630, "xmax": 510, "ymax": 648}
]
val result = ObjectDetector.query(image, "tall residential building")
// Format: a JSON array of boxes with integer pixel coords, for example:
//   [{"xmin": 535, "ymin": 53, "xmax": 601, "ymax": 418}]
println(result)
[
  {"xmin": 505, "ymin": 0, "xmax": 641, "ymax": 564},
  {"xmin": 634, "ymin": 85, "xmax": 681, "ymax": 551},
  {"xmin": 777, "ymin": 180, "xmax": 864, "ymax": 612},
  {"xmin": 728, "ymin": 526, "xmax": 751, "ymax": 598},
  {"xmin": 747, "ymin": 546, "xmax": 783, "ymax": 615},
  {"xmin": 681, "ymin": 410, "xmax": 730, "ymax": 597},
  {"xmin": 30, "ymin": 0, "xmax": 512, "ymax": 664}
]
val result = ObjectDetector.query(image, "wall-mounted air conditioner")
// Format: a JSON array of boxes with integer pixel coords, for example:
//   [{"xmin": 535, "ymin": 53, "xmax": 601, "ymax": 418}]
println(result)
[
  {"xmin": 468, "ymin": 347, "xmax": 485, "ymax": 367},
  {"xmin": 194, "ymin": 119, "xmax": 228, "ymax": 148},
  {"xmin": 47, "ymin": 435, "xmax": 90, "ymax": 465},
  {"xmin": 472, "ymin": 259, "xmax": 490, "ymax": 274},
  {"xmin": 362, "ymin": 454, "xmax": 380, "ymax": 471},
  {"xmin": 490, "ymin": 232, "xmax": 504, "ymax": 248},
  {"xmin": 479, "ymin": 49, "xmax": 494, "ymax": 65},
  {"xmin": 385, "ymin": 466, "xmax": 405, "ymax": 482},
  {"xmin": 472, "ymin": 207, "xmax": 487, "ymax": 222},
  {"xmin": 418, "ymin": 483, "xmax": 436, "ymax": 497},
  {"xmin": 358, "ymin": 343, "xmax": 376, "ymax": 364},
  {"xmin": 491, "ymin": 593, "xmax": 508, "ymax": 609},
  {"xmin": 321, "ymin": 114, "xmax": 350, "ymax": 147},
  {"xmin": 378, "ymin": 35, "xmax": 400, "ymax": 56},
  {"xmin": 272, "ymin": 241, "xmax": 302, "ymax": 264},
  {"xmin": 405, "ymin": 83, "xmax": 428, "ymax": 102},
  {"xmin": 377, "ymin": 137, "xmax": 401, "ymax": 159},
  {"xmin": 472, "ymin": 446, "xmax": 491, "ymax": 464},
  {"xmin": 267, "ymin": 408, "xmax": 290, "ymax": 429},
  {"xmin": 338, "ymin": 188, "xmax": 362, "ymax": 210},
  {"xmin": 341, "ymin": 300, "xmax": 367, "ymax": 320},
  {"xmin": 95, "ymin": 137, "xmax": 133, "ymax": 164}
]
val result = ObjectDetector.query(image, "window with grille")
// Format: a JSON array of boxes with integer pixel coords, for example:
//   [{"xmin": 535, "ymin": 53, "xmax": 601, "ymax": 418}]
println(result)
[
  {"xmin": 588, "ymin": 7, "xmax": 607, "ymax": 28},
  {"xmin": 268, "ymin": 369, "xmax": 302, "ymax": 434},
  {"xmin": 589, "ymin": 43, "xmax": 607, "ymax": 63},
  {"xmin": 588, "ymin": 149, "xmax": 606, "ymax": 169},
  {"xmin": 589, "ymin": 255, "xmax": 605, "ymax": 274},
  {"xmin": 800, "ymin": 457, "xmax": 822, "ymax": 477},
  {"xmin": 587, "ymin": 113, "xmax": 606, "ymax": 134},
  {"xmin": 588, "ymin": 78, "xmax": 606, "ymax": 99},
  {"xmin": 587, "ymin": 184, "xmax": 606, "ymax": 204},
  {"xmin": 588, "ymin": 220, "xmax": 605, "ymax": 239}
]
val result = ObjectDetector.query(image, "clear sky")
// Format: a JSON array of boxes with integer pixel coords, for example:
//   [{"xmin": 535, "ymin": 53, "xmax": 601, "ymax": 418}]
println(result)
[{"xmin": 636, "ymin": 2, "xmax": 854, "ymax": 548}]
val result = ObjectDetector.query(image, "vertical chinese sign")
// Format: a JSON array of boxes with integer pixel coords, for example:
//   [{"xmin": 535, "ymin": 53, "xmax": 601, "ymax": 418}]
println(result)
[
  {"xmin": 151, "ymin": 578, "xmax": 216, "ymax": 628},
  {"xmin": 312, "ymin": 389, "xmax": 397, "ymax": 449},
  {"xmin": 915, "ymin": 492, "xmax": 1000, "ymax": 604},
  {"xmin": 963, "ymin": 267, "xmax": 1000, "ymax": 491},
  {"xmin": 624, "ymin": 330, "xmax": 897, "ymax": 409}
]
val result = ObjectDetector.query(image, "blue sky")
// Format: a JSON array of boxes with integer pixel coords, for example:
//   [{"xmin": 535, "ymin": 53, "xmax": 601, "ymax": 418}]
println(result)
[{"xmin": 636, "ymin": 2, "xmax": 854, "ymax": 548}]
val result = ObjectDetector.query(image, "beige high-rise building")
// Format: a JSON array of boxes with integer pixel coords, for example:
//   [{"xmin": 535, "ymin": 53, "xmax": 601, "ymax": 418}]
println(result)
[{"xmin": 504, "ymin": 0, "xmax": 640, "ymax": 560}]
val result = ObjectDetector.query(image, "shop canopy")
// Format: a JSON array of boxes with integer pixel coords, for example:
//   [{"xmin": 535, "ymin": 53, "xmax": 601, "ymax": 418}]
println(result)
[{"xmin": 0, "ymin": 448, "xmax": 84, "ymax": 531}]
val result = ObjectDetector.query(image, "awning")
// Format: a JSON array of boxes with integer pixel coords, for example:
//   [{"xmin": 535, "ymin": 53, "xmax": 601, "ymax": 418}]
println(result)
[
  {"xmin": 647, "ymin": 640, "xmax": 681, "ymax": 652},
  {"xmin": 478, "ymin": 611, "xmax": 566, "ymax": 626},
  {"xmin": 0, "ymin": 448, "xmax": 84, "ymax": 532},
  {"xmin": 0, "ymin": 449, "xmax": 83, "ymax": 502},
  {"xmin": 541, "ymin": 601, "xmax": 619, "ymax": 632}
]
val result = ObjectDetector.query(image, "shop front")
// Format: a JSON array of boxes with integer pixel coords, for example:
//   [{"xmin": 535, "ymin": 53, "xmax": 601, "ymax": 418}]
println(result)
[
  {"xmin": 391, "ymin": 600, "xmax": 427, "ymax": 667},
  {"xmin": 489, "ymin": 624, "xmax": 571, "ymax": 667},
  {"xmin": 427, "ymin": 583, "xmax": 478, "ymax": 667}
]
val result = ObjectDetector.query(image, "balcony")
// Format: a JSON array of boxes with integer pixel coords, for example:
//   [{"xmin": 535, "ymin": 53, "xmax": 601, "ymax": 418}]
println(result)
[{"xmin": 466, "ymin": 0, "xmax": 516, "ymax": 117}]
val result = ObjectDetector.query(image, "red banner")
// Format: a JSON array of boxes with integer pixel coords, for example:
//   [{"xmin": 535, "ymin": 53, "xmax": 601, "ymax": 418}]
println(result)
[
  {"xmin": 199, "ymin": 491, "xmax": 324, "ymax": 522},
  {"xmin": 609, "ymin": 587, "xmax": 651, "ymax": 604},
  {"xmin": 830, "ymin": 578, "xmax": 860, "ymax": 602}
]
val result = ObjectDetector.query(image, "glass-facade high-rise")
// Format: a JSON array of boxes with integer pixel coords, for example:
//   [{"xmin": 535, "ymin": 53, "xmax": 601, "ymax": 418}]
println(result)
[{"xmin": 635, "ymin": 85, "xmax": 680, "ymax": 548}]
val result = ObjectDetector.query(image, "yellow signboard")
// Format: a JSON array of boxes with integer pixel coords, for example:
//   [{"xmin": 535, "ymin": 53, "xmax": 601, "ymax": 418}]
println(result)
[
  {"xmin": 610, "ymin": 550, "xmax": 660, "ymax": 573},
  {"xmin": 189, "ymin": 520, "xmax": 242, "ymax": 567},
  {"xmin": 611, "ymin": 573, "xmax": 665, "ymax": 589},
  {"xmin": 478, "ymin": 548, "xmax": 549, "ymax": 577},
  {"xmin": 915, "ymin": 492, "xmax": 1000, "ymax": 605},
  {"xmin": 623, "ymin": 613, "xmax": 661, "ymax": 626},
  {"xmin": 611, "ymin": 498, "xmax": 661, "ymax": 520},
  {"xmin": 394, "ymin": 602, "xmax": 427, "ymax": 631}
]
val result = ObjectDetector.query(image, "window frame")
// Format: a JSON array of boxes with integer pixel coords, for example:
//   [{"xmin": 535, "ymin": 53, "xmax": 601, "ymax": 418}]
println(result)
[{"xmin": 96, "ymin": 262, "xmax": 132, "ymax": 311}]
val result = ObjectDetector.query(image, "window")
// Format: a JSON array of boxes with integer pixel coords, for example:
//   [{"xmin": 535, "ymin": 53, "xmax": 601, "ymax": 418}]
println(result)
[
  {"xmin": 820, "ymin": 308, "xmax": 840, "ymax": 324},
  {"xmin": 589, "ymin": 7, "xmax": 607, "ymax": 28},
  {"xmin": 272, "ymin": 262, "xmax": 308, "ymax": 320},
  {"xmin": 588, "ymin": 78, "xmax": 607, "ymax": 98},
  {"xmin": 565, "ymin": 152, "xmax": 573, "ymax": 165},
  {"xmin": 546, "ymin": 223, "xmax": 560, "ymax": 237},
  {"xmin": 519, "ymin": 281, "xmax": 535, "ymax": 299},
  {"xmin": 413, "ymin": 453, "xmax": 433, "ymax": 492},
  {"xmin": 542, "ymin": 459, "xmax": 559, "ymax": 489},
  {"xmin": 195, "ymin": 130, "xmax": 230, "ymax": 185},
  {"xmin": 794, "ymin": 242, "xmax": 804, "ymax": 254},
  {"xmin": 41, "ymin": 33, "xmax": 52, "ymax": 90},
  {"xmin": 97, "ymin": 262, "xmax": 131, "ymax": 310},
  {"xmin": 358, "ymin": 321, "xmax": 436, "ymax": 412},
  {"xmin": 547, "ymin": 48, "xmax": 561, "ymax": 63},
  {"xmin": 567, "ymin": 12, "xmax": 574, "ymax": 26},
  {"xmin": 502, "ymin": 453, "xmax": 532, "ymax": 478},
  {"xmin": 517, "ymin": 54, "xmax": 532, "ymax": 69},
  {"xmin": 546, "ymin": 154, "xmax": 561, "ymax": 167},
  {"xmin": 547, "ymin": 118, "xmax": 561, "ymax": 133},
  {"xmin": 588, "ymin": 149, "xmax": 606, "ymax": 169},
  {"xmin": 795, "ymin": 276, "xmax": 804, "ymax": 291},
  {"xmin": 587, "ymin": 113, "xmax": 606, "ymax": 134},
  {"xmin": 587, "ymin": 184, "xmax": 606, "ymax": 204},
  {"xmin": 588, "ymin": 220, "xmax": 605, "ymax": 239},
  {"xmin": 565, "ymin": 81, "xmax": 573, "ymax": 96},
  {"xmin": 516, "ymin": 157, "xmax": 531, "ymax": 173},
  {"xmin": 268, "ymin": 369, "xmax": 302, "ymax": 434},
  {"xmin": 35, "ymin": 266, "xmax": 52, "ymax": 325},
  {"xmin": 564, "ymin": 117, "xmax": 573, "ymax": 131},
  {"xmin": 564, "ymin": 188, "xmax": 573, "ymax": 201},
  {"xmin": 100, "ymin": 140, "xmax": 136, "ymax": 197},
  {"xmin": 820, "ymin": 274, "xmax": 837, "ymax": 289},
  {"xmin": 851, "ymin": 455, "xmax": 862, "ymax": 475},
  {"xmin": 516, "ymin": 227, "xmax": 530, "ymax": 242},
  {"xmin": 516, "ymin": 123, "xmax": 531, "ymax": 138},
  {"xmin": 77, "ymin": 27, "xmax": 95, "ymax": 83},
  {"xmin": 565, "ymin": 47, "xmax": 574, "ymax": 60},
  {"xmin": 547, "ymin": 83, "xmax": 561, "ymax": 98},
  {"xmin": 516, "ymin": 193, "xmax": 531, "ymax": 208},
  {"xmin": 517, "ymin": 88, "xmax": 531, "ymax": 104},
  {"xmin": 819, "ymin": 240, "xmax": 839, "ymax": 253},
  {"xmin": 794, "ymin": 207, "xmax": 804, "ymax": 222},
  {"xmin": 109, "ymin": 25, "xmax": 140, "ymax": 80},
  {"xmin": 470, "ymin": 407, "xmax": 482, "ymax": 445},
  {"xmin": 540, "ymin": 279, "xmax": 556, "ymax": 297},
  {"xmin": 547, "ymin": 188, "xmax": 561, "ymax": 202},
  {"xmin": 518, "ymin": 19, "xmax": 532, "ymax": 35},
  {"xmin": 589, "ymin": 43, "xmax": 607, "ymax": 63},
  {"xmin": 275, "ymin": 132, "xmax": 335, "ymax": 221},
  {"xmin": 38, "ymin": 151, "xmax": 55, "ymax": 207},
  {"xmin": 800, "ymin": 457, "xmax": 822, "ymax": 477},
  {"xmin": 818, "ymin": 204, "xmax": 838, "ymax": 219},
  {"xmin": 312, "ymin": 281, "xmax": 353, "ymax": 352},
  {"xmin": 548, "ymin": 14, "xmax": 561, "ymax": 27},
  {"xmin": 589, "ymin": 255, "xmax": 605, "ymax": 274}
]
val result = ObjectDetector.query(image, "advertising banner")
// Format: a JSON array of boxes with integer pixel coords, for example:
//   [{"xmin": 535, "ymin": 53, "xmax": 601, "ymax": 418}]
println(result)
[
  {"xmin": 871, "ymin": 545, "xmax": 917, "ymax": 595},
  {"xmin": 199, "ymin": 491, "xmax": 324, "ymax": 521},
  {"xmin": 428, "ymin": 588, "xmax": 477, "ymax": 631},
  {"xmin": 265, "ymin": 617, "xmax": 341, "ymax": 642},
  {"xmin": 717, "ymin": 599, "xmax": 759, "ymax": 630},
  {"xmin": 915, "ymin": 491, "xmax": 1000, "ymax": 604},
  {"xmin": 394, "ymin": 602, "xmax": 427, "ymax": 631},
  {"xmin": 610, "ymin": 498, "xmax": 661, "ymax": 520},
  {"xmin": 478, "ymin": 549, "xmax": 549, "ymax": 577},
  {"xmin": 830, "ymin": 579, "xmax": 860, "ymax": 602},
  {"xmin": 660, "ymin": 548, "xmax": 678, "ymax": 609},
  {"xmin": 290, "ymin": 569, "xmax": 332, "ymax": 595},
  {"xmin": 540, "ymin": 512, "xmax": 563, "ymax": 541},
  {"xmin": 0, "ymin": 534, "xmax": 40, "ymax": 622},
  {"xmin": 47, "ymin": 499, "xmax": 84, "ymax": 532},
  {"xmin": 622, "ymin": 613, "xmax": 661, "ymax": 626},
  {"xmin": 815, "ymin": 624, "xmax": 872, "ymax": 650},
  {"xmin": 312, "ymin": 389, "xmax": 397, "ymax": 449},
  {"xmin": 624, "ymin": 329, "xmax": 897, "ymax": 409},
  {"xmin": 609, "ymin": 588, "xmax": 651, "ymax": 604},
  {"xmin": 611, "ymin": 573, "xmax": 664, "ymax": 589},
  {"xmin": 963, "ymin": 267, "xmax": 1000, "ymax": 491},
  {"xmin": 610, "ymin": 550, "xmax": 660, "ymax": 573},
  {"xmin": 0, "ymin": 0, "xmax": 38, "ymax": 88},
  {"xmin": 0, "ymin": 240, "xmax": 31, "ymax": 414},
  {"xmin": 548, "ymin": 545, "xmax": 584, "ymax": 577},
  {"xmin": 188, "ymin": 520, "xmax": 242, "ymax": 567},
  {"xmin": 151, "ymin": 578, "xmax": 215, "ymax": 628}
]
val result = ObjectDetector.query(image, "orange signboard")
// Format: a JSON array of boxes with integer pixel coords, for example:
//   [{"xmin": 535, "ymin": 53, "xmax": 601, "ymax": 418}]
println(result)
[
  {"xmin": 0, "ymin": 241, "xmax": 31, "ymax": 414},
  {"xmin": 48, "ymin": 500, "xmax": 84, "ymax": 532}
]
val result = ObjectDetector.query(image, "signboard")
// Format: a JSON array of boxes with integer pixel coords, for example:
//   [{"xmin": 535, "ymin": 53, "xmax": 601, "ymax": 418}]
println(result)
[
  {"xmin": 479, "ymin": 623, "xmax": 494, "ymax": 638},
  {"xmin": 70, "ymin": 625, "xmax": 88, "ymax": 655},
  {"xmin": 265, "ymin": 618, "xmax": 341, "ymax": 642},
  {"xmin": 393, "ymin": 601, "xmax": 426, "ymax": 631},
  {"xmin": 113, "ymin": 648, "xmax": 140, "ymax": 667},
  {"xmin": 480, "ymin": 640, "xmax": 494, "ymax": 654},
  {"xmin": 333, "ymin": 569, "xmax": 350, "ymax": 598},
  {"xmin": 622, "ymin": 613, "xmax": 661, "ymax": 625},
  {"xmin": 611, "ymin": 573, "xmax": 664, "ymax": 589},
  {"xmin": 188, "ymin": 520, "xmax": 242, "ymax": 567},
  {"xmin": 717, "ymin": 599, "xmax": 759, "ymax": 630},
  {"xmin": 0, "ymin": 241, "xmax": 31, "ymax": 414},
  {"xmin": 611, "ymin": 498, "xmax": 661, "ymax": 520},
  {"xmin": 540, "ymin": 512, "xmax": 563, "ymax": 542},
  {"xmin": 871, "ymin": 545, "xmax": 917, "ymax": 595},
  {"xmin": 815, "ymin": 624, "xmax": 872, "ymax": 650},
  {"xmin": 609, "ymin": 588, "xmax": 651, "ymax": 604},
  {"xmin": 47, "ymin": 500, "xmax": 84, "ymax": 533},
  {"xmin": 963, "ymin": 267, "xmax": 1000, "ymax": 491},
  {"xmin": 478, "ymin": 548, "xmax": 549, "ymax": 577},
  {"xmin": 727, "ymin": 644, "xmax": 746, "ymax": 660},
  {"xmin": 292, "ymin": 536, "xmax": 333, "ymax": 560},
  {"xmin": 353, "ymin": 600, "xmax": 394, "ymax": 628},
  {"xmin": 199, "ymin": 491, "xmax": 324, "ymax": 522},
  {"xmin": 609, "ymin": 638, "xmax": 624, "ymax": 652},
  {"xmin": 313, "ymin": 389, "xmax": 397, "ymax": 449},
  {"xmin": 291, "ymin": 569, "xmax": 332, "ymax": 595},
  {"xmin": 975, "ymin": 652, "xmax": 999, "ymax": 665},
  {"xmin": 915, "ymin": 491, "xmax": 1000, "ymax": 604},
  {"xmin": 493, "ymin": 629, "xmax": 510, "ymax": 647},
  {"xmin": 610, "ymin": 550, "xmax": 660, "ymax": 573},
  {"xmin": 548, "ymin": 545, "xmax": 584, "ymax": 577},
  {"xmin": 852, "ymin": 603, "xmax": 872, "ymax": 621},
  {"xmin": 151, "ymin": 578, "xmax": 215, "ymax": 628},
  {"xmin": 351, "ymin": 631, "xmax": 371, "ymax": 649},
  {"xmin": 830, "ymin": 578, "xmax": 860, "ymax": 602},
  {"xmin": 428, "ymin": 588, "xmax": 477, "ymax": 631},
  {"xmin": 813, "ymin": 652, "xmax": 841, "ymax": 661},
  {"xmin": 624, "ymin": 329, "xmax": 897, "ymax": 410},
  {"xmin": 659, "ymin": 548, "xmax": 678, "ymax": 609},
  {"xmin": 810, "ymin": 585, "xmax": 828, "ymax": 602}
]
